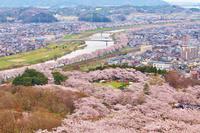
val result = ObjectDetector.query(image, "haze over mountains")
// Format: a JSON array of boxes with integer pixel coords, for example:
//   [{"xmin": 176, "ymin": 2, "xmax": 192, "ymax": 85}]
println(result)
[{"xmin": 0, "ymin": 0, "xmax": 169, "ymax": 7}]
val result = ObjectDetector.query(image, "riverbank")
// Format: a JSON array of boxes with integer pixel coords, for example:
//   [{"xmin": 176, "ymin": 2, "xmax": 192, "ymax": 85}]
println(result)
[
  {"xmin": 0, "ymin": 21, "xmax": 182, "ymax": 71},
  {"xmin": 0, "ymin": 29, "xmax": 120, "ymax": 83},
  {"xmin": 59, "ymin": 32, "xmax": 114, "ymax": 60},
  {"xmin": 0, "ymin": 27, "xmax": 116, "ymax": 71},
  {"xmin": 0, "ymin": 21, "xmax": 190, "ymax": 83},
  {"xmin": 0, "ymin": 41, "xmax": 84, "ymax": 71}
]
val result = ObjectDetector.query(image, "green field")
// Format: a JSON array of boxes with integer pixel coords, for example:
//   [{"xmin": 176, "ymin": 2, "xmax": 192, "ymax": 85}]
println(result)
[
  {"xmin": 0, "ymin": 22, "xmax": 179, "ymax": 71},
  {"xmin": 0, "ymin": 41, "xmax": 84, "ymax": 70},
  {"xmin": 97, "ymin": 81, "xmax": 129, "ymax": 89},
  {"xmin": 0, "ymin": 27, "xmax": 113, "ymax": 70}
]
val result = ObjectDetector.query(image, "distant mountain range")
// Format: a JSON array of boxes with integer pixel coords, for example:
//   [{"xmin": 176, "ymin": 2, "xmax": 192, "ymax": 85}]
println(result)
[
  {"xmin": 176, "ymin": 3, "xmax": 200, "ymax": 9},
  {"xmin": 166, "ymin": 1, "xmax": 200, "ymax": 9},
  {"xmin": 0, "ymin": 0, "xmax": 169, "ymax": 7}
]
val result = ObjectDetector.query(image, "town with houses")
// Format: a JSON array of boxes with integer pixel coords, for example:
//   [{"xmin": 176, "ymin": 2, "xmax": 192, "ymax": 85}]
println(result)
[
  {"xmin": 0, "ymin": 0, "xmax": 200, "ymax": 133},
  {"xmin": 107, "ymin": 23, "xmax": 200, "ymax": 80},
  {"xmin": 0, "ymin": 21, "xmax": 200, "ymax": 82}
]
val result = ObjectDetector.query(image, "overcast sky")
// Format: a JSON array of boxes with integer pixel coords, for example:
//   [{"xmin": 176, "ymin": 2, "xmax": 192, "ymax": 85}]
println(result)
[{"xmin": 164, "ymin": 0, "xmax": 200, "ymax": 3}]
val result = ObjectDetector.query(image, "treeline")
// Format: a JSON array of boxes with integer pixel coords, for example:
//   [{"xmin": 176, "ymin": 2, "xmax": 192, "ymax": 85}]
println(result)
[
  {"xmin": 0, "ymin": 8, "xmax": 58, "ymax": 23},
  {"xmin": 135, "ymin": 65, "xmax": 167, "ymax": 75},
  {"xmin": 78, "ymin": 13, "xmax": 111, "ymax": 22},
  {"xmin": 13, "ymin": 69, "xmax": 67, "ymax": 86},
  {"xmin": 87, "ymin": 64, "xmax": 167, "ymax": 75},
  {"xmin": 13, "ymin": 69, "xmax": 48, "ymax": 86},
  {"xmin": 21, "ymin": 13, "xmax": 58, "ymax": 23}
]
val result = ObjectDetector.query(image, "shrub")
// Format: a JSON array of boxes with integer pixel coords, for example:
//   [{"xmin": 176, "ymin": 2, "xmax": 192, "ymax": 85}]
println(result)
[
  {"xmin": 52, "ymin": 72, "xmax": 67, "ymax": 85},
  {"xmin": 12, "ymin": 69, "xmax": 48, "ymax": 86}
]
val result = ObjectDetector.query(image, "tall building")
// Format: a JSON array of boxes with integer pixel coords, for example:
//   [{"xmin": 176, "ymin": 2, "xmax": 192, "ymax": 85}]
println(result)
[{"xmin": 181, "ymin": 45, "xmax": 199, "ymax": 61}]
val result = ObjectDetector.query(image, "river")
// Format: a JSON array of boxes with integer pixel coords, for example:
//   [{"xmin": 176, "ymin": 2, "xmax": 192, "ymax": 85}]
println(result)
[
  {"xmin": 58, "ymin": 32, "xmax": 114, "ymax": 60},
  {"xmin": 0, "ymin": 31, "xmax": 118, "ymax": 82}
]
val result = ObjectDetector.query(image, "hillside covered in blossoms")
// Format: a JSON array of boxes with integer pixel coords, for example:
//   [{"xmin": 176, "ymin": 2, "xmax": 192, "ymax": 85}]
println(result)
[
  {"xmin": 0, "ymin": 0, "xmax": 199, "ymax": 132},
  {"xmin": 22, "ymin": 68, "xmax": 200, "ymax": 133}
]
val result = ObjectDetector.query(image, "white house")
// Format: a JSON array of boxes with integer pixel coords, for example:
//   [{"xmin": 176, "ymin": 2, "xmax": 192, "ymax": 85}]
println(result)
[{"xmin": 152, "ymin": 61, "xmax": 173, "ymax": 70}]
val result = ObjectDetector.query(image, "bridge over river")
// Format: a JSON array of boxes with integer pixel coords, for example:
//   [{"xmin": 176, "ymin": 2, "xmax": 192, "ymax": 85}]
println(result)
[{"xmin": 0, "ymin": 31, "xmax": 120, "ymax": 83}]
